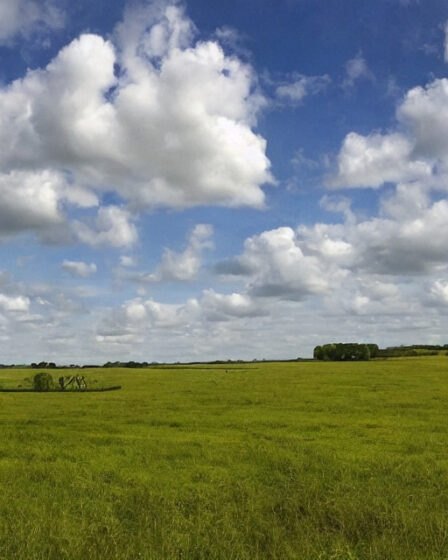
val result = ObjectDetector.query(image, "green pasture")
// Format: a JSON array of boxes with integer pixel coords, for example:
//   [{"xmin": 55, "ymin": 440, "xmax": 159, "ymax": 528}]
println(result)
[{"xmin": 0, "ymin": 357, "xmax": 448, "ymax": 559}]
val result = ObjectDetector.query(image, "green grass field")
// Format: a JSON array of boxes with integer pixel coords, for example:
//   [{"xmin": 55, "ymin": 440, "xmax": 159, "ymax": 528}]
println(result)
[{"xmin": 1, "ymin": 357, "xmax": 448, "ymax": 559}]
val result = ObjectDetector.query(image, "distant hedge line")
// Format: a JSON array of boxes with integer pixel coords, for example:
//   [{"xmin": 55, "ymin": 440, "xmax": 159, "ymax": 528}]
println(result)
[{"xmin": 314, "ymin": 343, "xmax": 446, "ymax": 361}]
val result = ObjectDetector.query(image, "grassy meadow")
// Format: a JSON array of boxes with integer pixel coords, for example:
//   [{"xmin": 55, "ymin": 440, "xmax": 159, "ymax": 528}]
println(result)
[{"xmin": 0, "ymin": 357, "xmax": 448, "ymax": 559}]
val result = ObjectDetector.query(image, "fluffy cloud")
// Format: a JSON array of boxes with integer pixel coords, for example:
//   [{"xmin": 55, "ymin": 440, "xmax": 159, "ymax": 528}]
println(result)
[
  {"xmin": 329, "ymin": 132, "xmax": 431, "ymax": 188},
  {"xmin": 97, "ymin": 296, "xmax": 201, "ymax": 345},
  {"xmin": 0, "ymin": 168, "xmax": 99, "ymax": 242},
  {"xmin": 95, "ymin": 286, "xmax": 267, "ymax": 355},
  {"xmin": 0, "ymin": 0, "xmax": 64, "ymax": 44},
  {"xmin": 200, "ymin": 289, "xmax": 266, "ymax": 321},
  {"xmin": 123, "ymin": 299, "xmax": 195, "ymax": 328},
  {"xmin": 0, "ymin": 1, "xmax": 272, "ymax": 239},
  {"xmin": 143, "ymin": 224, "xmax": 213, "ymax": 282},
  {"xmin": 217, "ymin": 227, "xmax": 332, "ymax": 300},
  {"xmin": 213, "ymin": 183, "xmax": 448, "ymax": 307},
  {"xmin": 93, "ymin": 261, "xmax": 438, "ymax": 361},
  {"xmin": 10, "ymin": 187, "xmax": 447, "ymax": 363},
  {"xmin": 332, "ymin": 78, "xmax": 448, "ymax": 189},
  {"xmin": 61, "ymin": 260, "xmax": 97, "ymax": 278},
  {"xmin": 299, "ymin": 189, "xmax": 448, "ymax": 275},
  {"xmin": 117, "ymin": 289, "xmax": 264, "ymax": 328},
  {"xmin": 397, "ymin": 78, "xmax": 448, "ymax": 159},
  {"xmin": 72, "ymin": 206, "xmax": 137, "ymax": 248},
  {"xmin": 100, "ymin": 283, "xmax": 267, "ymax": 341}
]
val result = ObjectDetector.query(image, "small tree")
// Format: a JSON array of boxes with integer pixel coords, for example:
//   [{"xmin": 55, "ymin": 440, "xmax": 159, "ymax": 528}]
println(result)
[
  {"xmin": 313, "ymin": 346, "xmax": 323, "ymax": 360},
  {"xmin": 33, "ymin": 372, "xmax": 54, "ymax": 392}
]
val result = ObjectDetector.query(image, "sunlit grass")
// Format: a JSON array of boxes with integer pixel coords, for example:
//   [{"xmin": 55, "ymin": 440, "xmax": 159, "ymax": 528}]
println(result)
[{"xmin": 1, "ymin": 357, "xmax": 448, "ymax": 559}]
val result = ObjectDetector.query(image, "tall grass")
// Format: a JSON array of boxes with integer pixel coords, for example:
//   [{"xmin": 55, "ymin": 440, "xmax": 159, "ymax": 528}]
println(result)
[{"xmin": 0, "ymin": 357, "xmax": 448, "ymax": 559}]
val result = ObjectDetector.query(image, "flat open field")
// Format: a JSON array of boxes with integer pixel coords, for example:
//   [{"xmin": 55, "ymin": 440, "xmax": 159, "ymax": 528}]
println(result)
[{"xmin": 1, "ymin": 357, "xmax": 448, "ymax": 559}]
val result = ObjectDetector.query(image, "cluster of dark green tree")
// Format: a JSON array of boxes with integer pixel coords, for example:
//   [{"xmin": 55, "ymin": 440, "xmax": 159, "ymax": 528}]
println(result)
[
  {"xmin": 31, "ymin": 361, "xmax": 56, "ymax": 369},
  {"xmin": 313, "ymin": 343, "xmax": 379, "ymax": 361}
]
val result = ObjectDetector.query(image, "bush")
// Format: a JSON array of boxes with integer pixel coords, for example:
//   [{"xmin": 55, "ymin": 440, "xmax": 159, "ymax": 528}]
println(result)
[{"xmin": 33, "ymin": 372, "xmax": 55, "ymax": 392}]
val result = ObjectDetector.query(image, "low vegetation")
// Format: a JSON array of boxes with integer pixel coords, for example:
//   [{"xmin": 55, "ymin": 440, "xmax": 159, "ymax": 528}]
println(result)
[
  {"xmin": 313, "ymin": 342, "xmax": 448, "ymax": 360},
  {"xmin": 0, "ymin": 357, "xmax": 448, "ymax": 559}
]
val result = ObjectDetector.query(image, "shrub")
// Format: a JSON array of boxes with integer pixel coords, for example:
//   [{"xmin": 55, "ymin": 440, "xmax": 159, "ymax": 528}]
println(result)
[{"xmin": 33, "ymin": 372, "xmax": 55, "ymax": 392}]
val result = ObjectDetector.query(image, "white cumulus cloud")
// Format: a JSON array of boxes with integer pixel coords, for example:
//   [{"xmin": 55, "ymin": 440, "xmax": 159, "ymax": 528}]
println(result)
[
  {"xmin": 299, "ymin": 190, "xmax": 448, "ymax": 275},
  {"xmin": 0, "ymin": 0, "xmax": 272, "ymax": 240},
  {"xmin": 72, "ymin": 206, "xmax": 137, "ymax": 248},
  {"xmin": 331, "ymin": 77, "xmax": 448, "ymax": 190},
  {"xmin": 217, "ymin": 227, "xmax": 332, "ymax": 300},
  {"xmin": 201, "ymin": 289, "xmax": 267, "ymax": 321},
  {"xmin": 329, "ymin": 132, "xmax": 431, "ymax": 188}
]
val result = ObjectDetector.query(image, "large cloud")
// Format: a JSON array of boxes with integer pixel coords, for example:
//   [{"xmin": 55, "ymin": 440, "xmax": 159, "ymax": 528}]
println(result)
[
  {"xmin": 331, "ymin": 78, "xmax": 448, "ymax": 189},
  {"xmin": 212, "ymin": 184, "xmax": 448, "ymax": 312},
  {"xmin": 216, "ymin": 227, "xmax": 333, "ymax": 300},
  {"xmin": 329, "ymin": 132, "xmax": 431, "ymax": 188},
  {"xmin": 97, "ymin": 282, "xmax": 269, "ymax": 347},
  {"xmin": 299, "ymin": 189, "xmax": 448, "ymax": 275},
  {"xmin": 0, "ymin": 1, "xmax": 272, "ymax": 244}
]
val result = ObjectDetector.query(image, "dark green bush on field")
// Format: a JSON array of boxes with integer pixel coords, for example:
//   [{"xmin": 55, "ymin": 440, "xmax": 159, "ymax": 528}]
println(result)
[
  {"xmin": 314, "ymin": 343, "xmax": 371, "ymax": 361},
  {"xmin": 33, "ymin": 372, "xmax": 55, "ymax": 392}
]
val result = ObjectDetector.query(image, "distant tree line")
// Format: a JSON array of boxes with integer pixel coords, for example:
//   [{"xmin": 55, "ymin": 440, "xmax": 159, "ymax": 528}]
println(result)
[
  {"xmin": 313, "ymin": 343, "xmax": 448, "ymax": 361},
  {"xmin": 375, "ymin": 345, "xmax": 448, "ymax": 358},
  {"xmin": 103, "ymin": 361, "xmax": 151, "ymax": 368},
  {"xmin": 2, "ymin": 344, "xmax": 447, "ymax": 369}
]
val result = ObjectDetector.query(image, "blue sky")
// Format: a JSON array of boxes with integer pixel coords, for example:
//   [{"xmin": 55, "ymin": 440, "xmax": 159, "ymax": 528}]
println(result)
[{"xmin": 1, "ymin": 0, "xmax": 448, "ymax": 363}]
